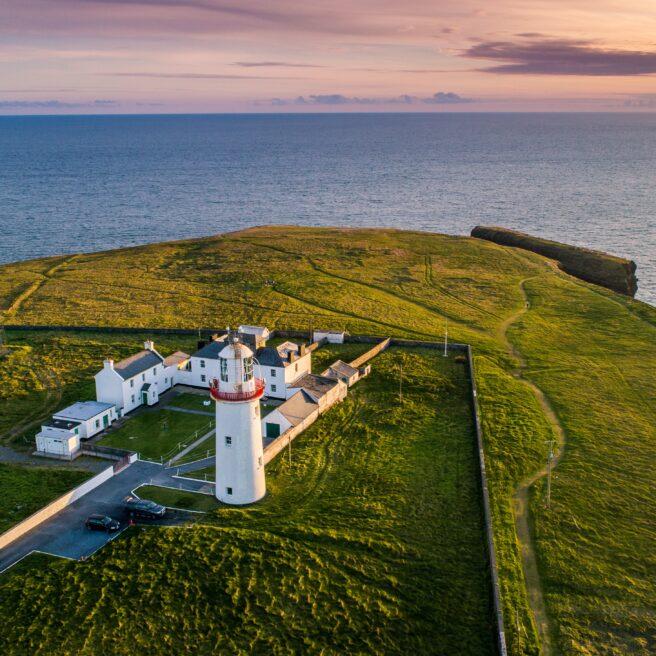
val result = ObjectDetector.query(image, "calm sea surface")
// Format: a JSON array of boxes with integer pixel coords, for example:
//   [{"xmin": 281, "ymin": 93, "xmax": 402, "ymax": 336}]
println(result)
[{"xmin": 0, "ymin": 113, "xmax": 654, "ymax": 305}]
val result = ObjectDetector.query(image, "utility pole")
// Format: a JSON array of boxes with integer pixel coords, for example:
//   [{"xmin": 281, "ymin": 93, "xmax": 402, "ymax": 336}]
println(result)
[
  {"xmin": 443, "ymin": 321, "xmax": 448, "ymax": 357},
  {"xmin": 545, "ymin": 439, "xmax": 555, "ymax": 507},
  {"xmin": 288, "ymin": 435, "xmax": 292, "ymax": 468}
]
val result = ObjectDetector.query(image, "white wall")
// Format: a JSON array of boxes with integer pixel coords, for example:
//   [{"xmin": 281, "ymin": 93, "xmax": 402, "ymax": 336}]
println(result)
[
  {"xmin": 0, "ymin": 465, "xmax": 117, "ymax": 552},
  {"xmin": 261, "ymin": 409, "xmax": 292, "ymax": 437},
  {"xmin": 185, "ymin": 356, "xmax": 219, "ymax": 389},
  {"xmin": 95, "ymin": 368, "xmax": 124, "ymax": 413}
]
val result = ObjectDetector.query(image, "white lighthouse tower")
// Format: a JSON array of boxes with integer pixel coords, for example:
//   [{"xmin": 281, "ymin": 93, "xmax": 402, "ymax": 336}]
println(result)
[{"xmin": 209, "ymin": 333, "xmax": 266, "ymax": 505}]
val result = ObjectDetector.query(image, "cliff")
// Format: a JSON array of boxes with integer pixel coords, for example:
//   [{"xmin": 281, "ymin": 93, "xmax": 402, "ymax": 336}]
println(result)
[{"xmin": 471, "ymin": 226, "xmax": 638, "ymax": 297}]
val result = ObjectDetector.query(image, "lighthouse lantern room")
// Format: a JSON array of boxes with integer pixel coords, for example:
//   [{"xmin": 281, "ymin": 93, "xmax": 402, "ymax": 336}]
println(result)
[{"xmin": 210, "ymin": 333, "xmax": 266, "ymax": 504}]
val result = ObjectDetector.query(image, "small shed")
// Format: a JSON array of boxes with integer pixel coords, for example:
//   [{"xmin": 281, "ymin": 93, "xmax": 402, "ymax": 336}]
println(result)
[
  {"xmin": 262, "ymin": 390, "xmax": 319, "ymax": 439},
  {"xmin": 35, "ymin": 419, "xmax": 81, "ymax": 459},
  {"xmin": 53, "ymin": 401, "xmax": 116, "ymax": 439},
  {"xmin": 313, "ymin": 330, "xmax": 345, "ymax": 344},
  {"xmin": 321, "ymin": 360, "xmax": 360, "ymax": 387}
]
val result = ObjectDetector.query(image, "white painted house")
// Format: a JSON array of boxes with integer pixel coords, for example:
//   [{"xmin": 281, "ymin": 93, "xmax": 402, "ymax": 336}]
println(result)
[
  {"xmin": 180, "ymin": 337, "xmax": 228, "ymax": 388},
  {"xmin": 53, "ymin": 401, "xmax": 117, "ymax": 439},
  {"xmin": 35, "ymin": 418, "xmax": 82, "ymax": 459},
  {"xmin": 313, "ymin": 330, "xmax": 345, "ymax": 344},
  {"xmin": 163, "ymin": 351, "xmax": 191, "ymax": 388},
  {"xmin": 256, "ymin": 341, "xmax": 312, "ymax": 399},
  {"xmin": 95, "ymin": 341, "xmax": 167, "ymax": 416}
]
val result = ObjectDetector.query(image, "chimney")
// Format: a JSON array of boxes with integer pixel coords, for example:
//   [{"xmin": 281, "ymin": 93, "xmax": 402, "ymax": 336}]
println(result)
[
  {"xmin": 104, "ymin": 359, "xmax": 114, "ymax": 370},
  {"xmin": 288, "ymin": 351, "xmax": 297, "ymax": 363},
  {"xmin": 300, "ymin": 344, "xmax": 306, "ymax": 357},
  {"xmin": 144, "ymin": 340, "xmax": 154, "ymax": 351}
]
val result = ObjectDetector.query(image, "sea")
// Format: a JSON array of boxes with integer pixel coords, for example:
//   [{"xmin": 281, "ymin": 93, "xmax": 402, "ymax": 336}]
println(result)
[{"xmin": 0, "ymin": 113, "xmax": 654, "ymax": 305}]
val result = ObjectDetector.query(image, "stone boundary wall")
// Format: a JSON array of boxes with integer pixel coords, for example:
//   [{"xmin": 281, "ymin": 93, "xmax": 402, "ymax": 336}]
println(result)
[
  {"xmin": 468, "ymin": 345, "xmax": 508, "ymax": 656},
  {"xmin": 0, "ymin": 464, "xmax": 118, "ymax": 551},
  {"xmin": 263, "ymin": 410, "xmax": 320, "ymax": 465},
  {"xmin": 349, "ymin": 337, "xmax": 391, "ymax": 368}
]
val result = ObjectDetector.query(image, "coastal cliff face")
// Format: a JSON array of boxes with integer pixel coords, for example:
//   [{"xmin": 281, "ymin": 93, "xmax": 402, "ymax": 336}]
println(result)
[{"xmin": 471, "ymin": 226, "xmax": 638, "ymax": 297}]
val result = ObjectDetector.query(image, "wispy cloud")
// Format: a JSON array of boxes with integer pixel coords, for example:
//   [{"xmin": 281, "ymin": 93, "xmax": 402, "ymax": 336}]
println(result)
[
  {"xmin": 102, "ymin": 72, "xmax": 306, "ymax": 79},
  {"xmin": 465, "ymin": 38, "xmax": 656, "ymax": 76},
  {"xmin": 262, "ymin": 91, "xmax": 476, "ymax": 106},
  {"xmin": 233, "ymin": 61, "xmax": 325, "ymax": 68},
  {"xmin": 0, "ymin": 99, "xmax": 118, "ymax": 109}
]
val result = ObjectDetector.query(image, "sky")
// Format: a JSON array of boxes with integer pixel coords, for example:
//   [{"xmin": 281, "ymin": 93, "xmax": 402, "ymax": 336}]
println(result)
[{"xmin": 1, "ymin": 0, "xmax": 656, "ymax": 113}]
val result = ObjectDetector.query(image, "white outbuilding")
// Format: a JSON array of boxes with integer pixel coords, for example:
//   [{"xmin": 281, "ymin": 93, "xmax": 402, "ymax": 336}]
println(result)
[
  {"xmin": 35, "ymin": 418, "xmax": 82, "ymax": 459},
  {"xmin": 321, "ymin": 360, "xmax": 360, "ymax": 388},
  {"xmin": 285, "ymin": 373, "xmax": 347, "ymax": 412},
  {"xmin": 262, "ymin": 390, "xmax": 319, "ymax": 440},
  {"xmin": 313, "ymin": 330, "xmax": 345, "ymax": 344},
  {"xmin": 52, "ymin": 401, "xmax": 117, "ymax": 439}
]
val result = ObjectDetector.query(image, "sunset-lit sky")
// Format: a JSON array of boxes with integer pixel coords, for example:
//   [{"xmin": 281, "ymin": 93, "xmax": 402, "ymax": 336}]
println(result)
[{"xmin": 2, "ymin": 0, "xmax": 656, "ymax": 113}]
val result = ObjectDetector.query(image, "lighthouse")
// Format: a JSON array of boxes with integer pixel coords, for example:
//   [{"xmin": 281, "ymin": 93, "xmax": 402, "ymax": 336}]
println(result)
[{"xmin": 209, "ymin": 334, "xmax": 266, "ymax": 505}]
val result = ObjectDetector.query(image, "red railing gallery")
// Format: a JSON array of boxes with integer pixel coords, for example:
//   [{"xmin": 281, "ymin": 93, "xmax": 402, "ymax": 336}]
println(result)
[{"xmin": 209, "ymin": 378, "xmax": 265, "ymax": 402}]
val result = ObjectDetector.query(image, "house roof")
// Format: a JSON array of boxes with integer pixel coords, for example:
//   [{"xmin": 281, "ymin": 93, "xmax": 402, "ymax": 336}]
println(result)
[
  {"xmin": 289, "ymin": 373, "xmax": 339, "ymax": 399},
  {"xmin": 322, "ymin": 360, "xmax": 359, "ymax": 381},
  {"xmin": 256, "ymin": 341, "xmax": 305, "ymax": 368},
  {"xmin": 164, "ymin": 351, "xmax": 190, "ymax": 367},
  {"xmin": 114, "ymin": 350, "xmax": 164, "ymax": 380},
  {"xmin": 43, "ymin": 418, "xmax": 81, "ymax": 431},
  {"xmin": 276, "ymin": 390, "xmax": 318, "ymax": 427},
  {"xmin": 54, "ymin": 401, "xmax": 114, "ymax": 422},
  {"xmin": 192, "ymin": 339, "xmax": 228, "ymax": 359}
]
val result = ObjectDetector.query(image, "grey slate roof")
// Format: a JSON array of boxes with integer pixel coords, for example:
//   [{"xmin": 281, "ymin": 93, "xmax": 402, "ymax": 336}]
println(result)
[
  {"xmin": 276, "ymin": 390, "xmax": 318, "ymax": 427},
  {"xmin": 53, "ymin": 401, "xmax": 114, "ymax": 422},
  {"xmin": 256, "ymin": 346, "xmax": 286, "ymax": 367},
  {"xmin": 321, "ymin": 360, "xmax": 359, "ymax": 381},
  {"xmin": 114, "ymin": 350, "xmax": 163, "ymax": 380},
  {"xmin": 288, "ymin": 373, "xmax": 339, "ymax": 399},
  {"xmin": 192, "ymin": 340, "xmax": 229, "ymax": 359}
]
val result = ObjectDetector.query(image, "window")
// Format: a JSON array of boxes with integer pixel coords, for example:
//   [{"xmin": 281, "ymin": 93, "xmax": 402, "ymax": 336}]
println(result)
[
  {"xmin": 200, "ymin": 360, "xmax": 205, "ymax": 368},
  {"xmin": 220, "ymin": 357, "xmax": 228, "ymax": 382},
  {"xmin": 226, "ymin": 487, "xmax": 233, "ymax": 495},
  {"xmin": 225, "ymin": 436, "xmax": 232, "ymax": 446},
  {"xmin": 201, "ymin": 374, "xmax": 206, "ymax": 383},
  {"xmin": 131, "ymin": 394, "xmax": 135, "ymax": 403},
  {"xmin": 130, "ymin": 379, "xmax": 134, "ymax": 388},
  {"xmin": 258, "ymin": 456, "xmax": 263, "ymax": 467},
  {"xmin": 95, "ymin": 419, "xmax": 100, "ymax": 428},
  {"xmin": 165, "ymin": 377, "xmax": 168, "ymax": 385},
  {"xmin": 271, "ymin": 384, "xmax": 277, "ymax": 393},
  {"xmin": 243, "ymin": 356, "xmax": 254, "ymax": 381},
  {"xmin": 74, "ymin": 427, "xmax": 79, "ymax": 435},
  {"xmin": 153, "ymin": 367, "xmax": 157, "ymax": 375},
  {"xmin": 270, "ymin": 368, "xmax": 276, "ymax": 377},
  {"xmin": 142, "ymin": 373, "xmax": 146, "ymax": 382}
]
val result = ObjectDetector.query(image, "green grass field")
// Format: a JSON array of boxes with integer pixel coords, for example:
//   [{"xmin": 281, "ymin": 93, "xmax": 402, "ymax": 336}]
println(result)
[
  {"xmin": 164, "ymin": 392, "xmax": 213, "ymax": 413},
  {"xmin": 136, "ymin": 485, "xmax": 218, "ymax": 512},
  {"xmin": 1, "ymin": 226, "xmax": 655, "ymax": 654},
  {"xmin": 0, "ymin": 348, "xmax": 496, "ymax": 655},
  {"xmin": 0, "ymin": 463, "xmax": 92, "ymax": 533},
  {"xmin": 98, "ymin": 409, "xmax": 213, "ymax": 460}
]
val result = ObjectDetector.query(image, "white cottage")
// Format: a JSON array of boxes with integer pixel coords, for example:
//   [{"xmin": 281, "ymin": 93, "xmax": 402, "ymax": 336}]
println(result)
[
  {"xmin": 95, "ymin": 341, "xmax": 167, "ymax": 416},
  {"xmin": 256, "ymin": 341, "xmax": 312, "ymax": 399},
  {"xmin": 53, "ymin": 401, "xmax": 117, "ymax": 438},
  {"xmin": 182, "ymin": 337, "xmax": 228, "ymax": 388}
]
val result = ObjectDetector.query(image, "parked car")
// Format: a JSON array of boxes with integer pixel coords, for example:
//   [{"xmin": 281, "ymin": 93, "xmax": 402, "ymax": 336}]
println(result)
[
  {"xmin": 85, "ymin": 514, "xmax": 121, "ymax": 532},
  {"xmin": 123, "ymin": 496, "xmax": 166, "ymax": 519}
]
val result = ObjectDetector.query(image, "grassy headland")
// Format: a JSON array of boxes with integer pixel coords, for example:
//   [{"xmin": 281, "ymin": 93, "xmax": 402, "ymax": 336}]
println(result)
[{"xmin": 1, "ymin": 226, "xmax": 655, "ymax": 654}]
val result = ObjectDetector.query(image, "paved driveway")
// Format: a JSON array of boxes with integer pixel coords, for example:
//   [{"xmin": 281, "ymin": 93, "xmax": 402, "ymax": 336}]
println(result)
[{"xmin": 0, "ymin": 460, "xmax": 212, "ymax": 572}]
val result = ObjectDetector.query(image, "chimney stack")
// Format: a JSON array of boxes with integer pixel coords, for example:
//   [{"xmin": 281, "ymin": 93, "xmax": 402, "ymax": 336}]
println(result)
[
  {"xmin": 144, "ymin": 340, "xmax": 155, "ymax": 351},
  {"xmin": 104, "ymin": 359, "xmax": 114, "ymax": 370}
]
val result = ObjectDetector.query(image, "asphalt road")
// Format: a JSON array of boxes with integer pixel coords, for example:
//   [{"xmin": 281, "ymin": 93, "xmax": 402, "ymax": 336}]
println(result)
[{"xmin": 0, "ymin": 460, "xmax": 214, "ymax": 572}]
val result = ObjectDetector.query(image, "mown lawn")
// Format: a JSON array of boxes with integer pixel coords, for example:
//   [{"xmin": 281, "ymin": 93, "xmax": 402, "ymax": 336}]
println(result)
[
  {"xmin": 164, "ymin": 392, "xmax": 213, "ymax": 413},
  {"xmin": 0, "ymin": 463, "xmax": 92, "ymax": 533},
  {"xmin": 136, "ymin": 485, "xmax": 218, "ymax": 513},
  {"xmin": 0, "ymin": 348, "xmax": 496, "ymax": 655},
  {"xmin": 98, "ymin": 409, "xmax": 213, "ymax": 460}
]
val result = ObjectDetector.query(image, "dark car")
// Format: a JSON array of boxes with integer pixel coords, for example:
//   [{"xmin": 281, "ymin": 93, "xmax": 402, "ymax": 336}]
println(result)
[
  {"xmin": 124, "ymin": 496, "xmax": 166, "ymax": 519},
  {"xmin": 85, "ymin": 514, "xmax": 121, "ymax": 532}
]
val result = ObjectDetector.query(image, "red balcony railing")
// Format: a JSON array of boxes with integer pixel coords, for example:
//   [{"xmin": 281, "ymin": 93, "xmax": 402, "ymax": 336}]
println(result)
[{"xmin": 209, "ymin": 378, "xmax": 265, "ymax": 402}]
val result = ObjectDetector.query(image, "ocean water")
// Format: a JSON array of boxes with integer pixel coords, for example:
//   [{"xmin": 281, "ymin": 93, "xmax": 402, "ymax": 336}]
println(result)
[{"xmin": 0, "ymin": 113, "xmax": 654, "ymax": 305}]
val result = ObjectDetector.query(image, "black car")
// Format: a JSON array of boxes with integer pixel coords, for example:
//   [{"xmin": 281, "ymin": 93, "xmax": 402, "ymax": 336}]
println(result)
[
  {"xmin": 85, "ymin": 514, "xmax": 121, "ymax": 532},
  {"xmin": 124, "ymin": 496, "xmax": 166, "ymax": 519}
]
